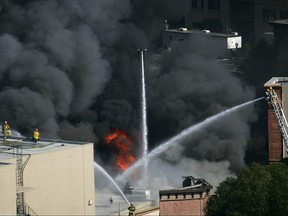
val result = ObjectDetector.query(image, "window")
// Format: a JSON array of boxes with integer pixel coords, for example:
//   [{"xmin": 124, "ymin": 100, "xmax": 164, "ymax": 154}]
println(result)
[
  {"xmin": 237, "ymin": 1, "xmax": 254, "ymax": 13},
  {"xmin": 280, "ymin": 11, "xmax": 288, "ymax": 19},
  {"xmin": 263, "ymin": 8, "xmax": 275, "ymax": 22},
  {"xmin": 208, "ymin": 0, "xmax": 220, "ymax": 10},
  {"xmin": 191, "ymin": 0, "xmax": 203, "ymax": 9}
]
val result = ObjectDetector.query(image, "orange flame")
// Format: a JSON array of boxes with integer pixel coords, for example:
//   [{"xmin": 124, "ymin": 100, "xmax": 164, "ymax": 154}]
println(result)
[{"xmin": 105, "ymin": 129, "xmax": 135, "ymax": 171}]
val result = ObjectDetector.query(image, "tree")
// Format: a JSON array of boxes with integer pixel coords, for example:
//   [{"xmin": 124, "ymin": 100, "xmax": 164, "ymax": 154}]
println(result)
[{"xmin": 205, "ymin": 163, "xmax": 288, "ymax": 216}]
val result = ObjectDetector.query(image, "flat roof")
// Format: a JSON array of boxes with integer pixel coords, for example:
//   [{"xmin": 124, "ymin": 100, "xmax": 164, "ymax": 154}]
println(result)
[
  {"xmin": 270, "ymin": 19, "xmax": 288, "ymax": 25},
  {"xmin": 0, "ymin": 136, "xmax": 92, "ymax": 162},
  {"xmin": 159, "ymin": 185, "xmax": 212, "ymax": 195},
  {"xmin": 264, "ymin": 77, "xmax": 288, "ymax": 87},
  {"xmin": 163, "ymin": 29, "xmax": 240, "ymax": 38}
]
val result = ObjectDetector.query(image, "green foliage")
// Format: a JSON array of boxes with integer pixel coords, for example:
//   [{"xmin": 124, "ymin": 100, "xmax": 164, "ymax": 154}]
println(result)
[{"xmin": 205, "ymin": 162, "xmax": 288, "ymax": 216}]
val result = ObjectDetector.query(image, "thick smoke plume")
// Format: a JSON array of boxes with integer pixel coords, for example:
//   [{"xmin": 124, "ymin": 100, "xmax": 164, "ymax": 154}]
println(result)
[
  {"xmin": 0, "ymin": 0, "xmax": 260, "ymax": 196},
  {"xmin": 146, "ymin": 35, "xmax": 256, "ymax": 171},
  {"xmin": 0, "ymin": 0, "xmax": 130, "ymax": 138}
]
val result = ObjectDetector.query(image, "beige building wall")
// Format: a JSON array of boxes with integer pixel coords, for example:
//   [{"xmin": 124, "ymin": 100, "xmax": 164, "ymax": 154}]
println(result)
[
  {"xmin": 0, "ymin": 161, "xmax": 17, "ymax": 215},
  {"xmin": 23, "ymin": 143, "xmax": 95, "ymax": 215},
  {"xmin": 0, "ymin": 142, "xmax": 95, "ymax": 215}
]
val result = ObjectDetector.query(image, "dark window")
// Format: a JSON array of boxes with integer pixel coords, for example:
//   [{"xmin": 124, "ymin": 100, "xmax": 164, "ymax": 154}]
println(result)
[
  {"xmin": 280, "ymin": 11, "xmax": 288, "ymax": 19},
  {"xmin": 208, "ymin": 0, "xmax": 220, "ymax": 10},
  {"xmin": 263, "ymin": 8, "xmax": 275, "ymax": 22},
  {"xmin": 191, "ymin": 0, "xmax": 203, "ymax": 9},
  {"xmin": 237, "ymin": 1, "xmax": 254, "ymax": 13}
]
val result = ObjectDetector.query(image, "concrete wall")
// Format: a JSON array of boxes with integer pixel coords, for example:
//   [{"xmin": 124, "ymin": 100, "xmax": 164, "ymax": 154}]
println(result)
[
  {"xmin": 0, "ymin": 161, "xmax": 17, "ymax": 215},
  {"xmin": 22, "ymin": 143, "xmax": 95, "ymax": 215}
]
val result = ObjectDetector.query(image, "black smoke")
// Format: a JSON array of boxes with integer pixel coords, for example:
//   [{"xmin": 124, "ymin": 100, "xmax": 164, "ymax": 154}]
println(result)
[{"xmin": 0, "ymin": 0, "xmax": 259, "ymax": 176}]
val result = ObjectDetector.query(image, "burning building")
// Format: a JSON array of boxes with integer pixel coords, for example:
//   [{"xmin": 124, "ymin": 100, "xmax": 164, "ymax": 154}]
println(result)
[
  {"xmin": 0, "ymin": 136, "xmax": 95, "ymax": 215},
  {"xmin": 159, "ymin": 176, "xmax": 212, "ymax": 216},
  {"xmin": 105, "ymin": 129, "xmax": 135, "ymax": 172}
]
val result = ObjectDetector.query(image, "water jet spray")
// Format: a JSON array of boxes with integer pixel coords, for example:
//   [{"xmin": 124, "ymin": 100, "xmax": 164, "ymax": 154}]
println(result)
[
  {"xmin": 138, "ymin": 48, "xmax": 148, "ymax": 186},
  {"xmin": 94, "ymin": 161, "xmax": 130, "ymax": 206},
  {"xmin": 116, "ymin": 97, "xmax": 264, "ymax": 182}
]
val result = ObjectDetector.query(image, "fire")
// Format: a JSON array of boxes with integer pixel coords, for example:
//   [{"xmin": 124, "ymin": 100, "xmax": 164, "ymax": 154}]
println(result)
[{"xmin": 105, "ymin": 129, "xmax": 135, "ymax": 171}]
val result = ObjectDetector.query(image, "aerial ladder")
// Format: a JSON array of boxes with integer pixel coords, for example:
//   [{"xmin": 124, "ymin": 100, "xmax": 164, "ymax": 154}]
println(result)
[{"xmin": 265, "ymin": 87, "xmax": 288, "ymax": 153}]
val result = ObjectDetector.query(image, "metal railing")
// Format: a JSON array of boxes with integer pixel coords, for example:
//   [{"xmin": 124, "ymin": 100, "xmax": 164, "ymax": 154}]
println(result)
[{"xmin": 24, "ymin": 203, "xmax": 38, "ymax": 216}]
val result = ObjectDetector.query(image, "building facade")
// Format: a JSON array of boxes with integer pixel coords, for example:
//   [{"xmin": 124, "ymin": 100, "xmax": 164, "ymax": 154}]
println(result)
[
  {"xmin": 159, "ymin": 176, "xmax": 212, "ymax": 216},
  {"xmin": 230, "ymin": 0, "xmax": 255, "ymax": 44},
  {"xmin": 184, "ymin": 0, "xmax": 230, "ymax": 33},
  {"xmin": 0, "ymin": 138, "xmax": 95, "ymax": 215},
  {"xmin": 264, "ymin": 77, "xmax": 288, "ymax": 162},
  {"xmin": 270, "ymin": 19, "xmax": 288, "ymax": 68},
  {"xmin": 180, "ymin": 0, "xmax": 288, "ymax": 45},
  {"xmin": 254, "ymin": 0, "xmax": 288, "ymax": 42}
]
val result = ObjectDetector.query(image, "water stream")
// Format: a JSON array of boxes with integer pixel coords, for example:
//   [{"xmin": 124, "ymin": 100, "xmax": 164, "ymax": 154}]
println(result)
[
  {"xmin": 116, "ymin": 97, "xmax": 264, "ymax": 182},
  {"xmin": 94, "ymin": 161, "xmax": 130, "ymax": 206},
  {"xmin": 139, "ymin": 50, "xmax": 148, "ymax": 185}
]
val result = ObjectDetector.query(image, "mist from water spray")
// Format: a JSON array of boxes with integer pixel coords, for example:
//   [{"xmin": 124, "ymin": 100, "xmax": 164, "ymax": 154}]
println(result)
[
  {"xmin": 139, "ymin": 49, "xmax": 148, "ymax": 186},
  {"xmin": 94, "ymin": 162, "xmax": 130, "ymax": 206},
  {"xmin": 116, "ymin": 97, "xmax": 264, "ymax": 182}
]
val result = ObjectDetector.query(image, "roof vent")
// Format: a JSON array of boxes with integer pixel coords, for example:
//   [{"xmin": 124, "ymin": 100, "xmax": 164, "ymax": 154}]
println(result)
[
  {"xmin": 202, "ymin": 29, "xmax": 210, "ymax": 33},
  {"xmin": 179, "ymin": 27, "xmax": 188, "ymax": 31}
]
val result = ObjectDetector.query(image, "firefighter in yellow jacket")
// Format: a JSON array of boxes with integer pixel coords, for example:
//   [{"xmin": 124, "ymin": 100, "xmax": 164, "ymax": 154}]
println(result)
[
  {"xmin": 2, "ymin": 121, "xmax": 11, "ymax": 141},
  {"xmin": 128, "ymin": 203, "xmax": 136, "ymax": 216},
  {"xmin": 33, "ymin": 128, "xmax": 40, "ymax": 143}
]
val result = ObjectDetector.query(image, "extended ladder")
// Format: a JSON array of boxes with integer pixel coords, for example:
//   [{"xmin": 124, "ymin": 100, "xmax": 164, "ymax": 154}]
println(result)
[{"xmin": 266, "ymin": 87, "xmax": 288, "ymax": 152}]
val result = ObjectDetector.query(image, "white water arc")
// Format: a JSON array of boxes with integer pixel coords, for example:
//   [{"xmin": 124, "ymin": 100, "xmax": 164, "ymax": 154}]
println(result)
[
  {"xmin": 139, "ymin": 49, "xmax": 148, "ymax": 184},
  {"xmin": 116, "ymin": 97, "xmax": 264, "ymax": 182},
  {"xmin": 94, "ymin": 162, "xmax": 130, "ymax": 206}
]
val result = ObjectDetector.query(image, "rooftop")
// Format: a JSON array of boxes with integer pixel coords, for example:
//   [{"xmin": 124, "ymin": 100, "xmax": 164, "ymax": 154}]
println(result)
[
  {"xmin": 163, "ymin": 28, "xmax": 240, "ymax": 38},
  {"xmin": 264, "ymin": 77, "xmax": 288, "ymax": 87},
  {"xmin": 0, "ymin": 136, "xmax": 91, "ymax": 162},
  {"xmin": 159, "ymin": 176, "xmax": 212, "ymax": 195}
]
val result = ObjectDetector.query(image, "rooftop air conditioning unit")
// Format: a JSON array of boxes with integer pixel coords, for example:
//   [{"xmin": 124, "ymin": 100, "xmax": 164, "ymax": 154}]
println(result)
[{"xmin": 179, "ymin": 27, "xmax": 188, "ymax": 31}]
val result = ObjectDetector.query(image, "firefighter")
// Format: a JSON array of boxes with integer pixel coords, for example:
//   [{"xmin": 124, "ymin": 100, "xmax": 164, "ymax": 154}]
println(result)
[
  {"xmin": 32, "ymin": 128, "xmax": 40, "ymax": 143},
  {"xmin": 128, "ymin": 203, "xmax": 136, "ymax": 216},
  {"xmin": 2, "ymin": 121, "xmax": 11, "ymax": 141}
]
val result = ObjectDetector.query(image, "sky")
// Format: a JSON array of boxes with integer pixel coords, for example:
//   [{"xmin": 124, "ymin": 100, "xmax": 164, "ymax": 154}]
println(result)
[{"xmin": 0, "ymin": 0, "xmax": 264, "ymax": 199}]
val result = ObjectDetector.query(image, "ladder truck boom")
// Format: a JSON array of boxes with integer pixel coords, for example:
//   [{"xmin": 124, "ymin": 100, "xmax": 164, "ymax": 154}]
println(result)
[{"xmin": 265, "ymin": 87, "xmax": 288, "ymax": 153}]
